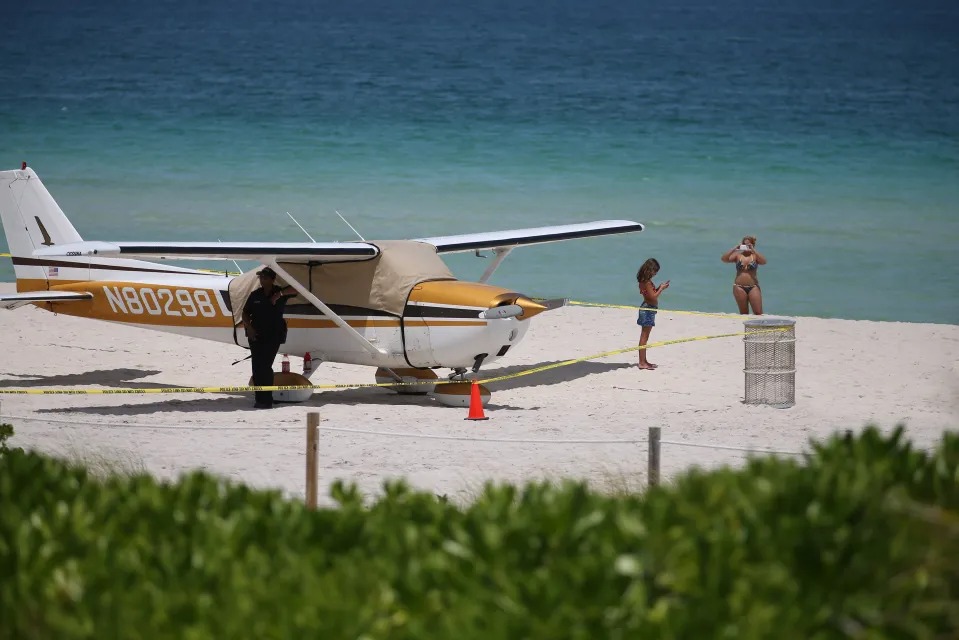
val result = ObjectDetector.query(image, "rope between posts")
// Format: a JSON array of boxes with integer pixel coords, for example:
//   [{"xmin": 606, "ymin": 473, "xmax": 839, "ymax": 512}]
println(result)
[
  {"xmin": 5, "ymin": 413, "xmax": 935, "ymax": 458},
  {"xmin": 0, "ymin": 413, "xmax": 278, "ymax": 431},
  {"xmin": 319, "ymin": 425, "xmax": 646, "ymax": 444},
  {"xmin": 660, "ymin": 438, "xmax": 803, "ymax": 456},
  {"xmin": 3, "ymin": 412, "xmax": 802, "ymax": 452},
  {"xmin": 0, "ymin": 412, "xmax": 646, "ymax": 442}
]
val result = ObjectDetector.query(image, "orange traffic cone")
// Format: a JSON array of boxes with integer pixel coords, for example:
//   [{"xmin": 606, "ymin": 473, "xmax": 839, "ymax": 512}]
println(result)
[{"xmin": 465, "ymin": 380, "xmax": 489, "ymax": 421}]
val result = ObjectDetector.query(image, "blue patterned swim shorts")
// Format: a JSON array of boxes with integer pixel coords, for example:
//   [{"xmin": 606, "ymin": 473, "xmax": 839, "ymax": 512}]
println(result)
[{"xmin": 637, "ymin": 303, "xmax": 657, "ymax": 327}]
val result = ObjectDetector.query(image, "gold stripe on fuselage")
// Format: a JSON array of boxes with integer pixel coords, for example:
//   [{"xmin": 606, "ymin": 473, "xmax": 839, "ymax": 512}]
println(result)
[
  {"xmin": 408, "ymin": 280, "xmax": 517, "ymax": 308},
  {"xmin": 16, "ymin": 279, "xmax": 488, "ymax": 329}
]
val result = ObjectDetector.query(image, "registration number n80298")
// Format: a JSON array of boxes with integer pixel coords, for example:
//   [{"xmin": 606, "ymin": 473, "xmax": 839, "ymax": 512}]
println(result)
[{"xmin": 103, "ymin": 286, "xmax": 229, "ymax": 318}]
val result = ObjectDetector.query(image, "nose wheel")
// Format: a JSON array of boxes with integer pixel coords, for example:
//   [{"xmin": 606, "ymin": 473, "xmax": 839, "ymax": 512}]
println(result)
[
  {"xmin": 447, "ymin": 353, "xmax": 488, "ymax": 381},
  {"xmin": 447, "ymin": 367, "xmax": 470, "ymax": 381},
  {"xmin": 434, "ymin": 354, "xmax": 491, "ymax": 408}
]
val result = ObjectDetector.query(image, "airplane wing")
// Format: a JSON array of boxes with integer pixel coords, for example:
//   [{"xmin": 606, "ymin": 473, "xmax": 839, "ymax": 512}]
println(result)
[
  {"xmin": 0, "ymin": 290, "xmax": 93, "ymax": 310},
  {"xmin": 28, "ymin": 222, "xmax": 641, "ymax": 260},
  {"xmin": 414, "ymin": 220, "xmax": 644, "ymax": 254},
  {"xmin": 31, "ymin": 241, "xmax": 379, "ymax": 262}
]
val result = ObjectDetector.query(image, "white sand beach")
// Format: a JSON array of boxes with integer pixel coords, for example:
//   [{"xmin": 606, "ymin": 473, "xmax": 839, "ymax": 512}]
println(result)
[{"xmin": 2, "ymin": 282, "xmax": 957, "ymax": 505}]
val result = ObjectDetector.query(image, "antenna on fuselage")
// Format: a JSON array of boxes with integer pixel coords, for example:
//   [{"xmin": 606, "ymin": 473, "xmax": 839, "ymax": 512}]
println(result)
[
  {"xmin": 286, "ymin": 211, "xmax": 317, "ymax": 243},
  {"xmin": 335, "ymin": 210, "xmax": 365, "ymax": 242}
]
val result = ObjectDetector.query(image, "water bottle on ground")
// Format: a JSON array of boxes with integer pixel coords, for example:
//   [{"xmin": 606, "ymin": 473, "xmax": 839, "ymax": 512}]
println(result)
[{"xmin": 303, "ymin": 352, "xmax": 312, "ymax": 375}]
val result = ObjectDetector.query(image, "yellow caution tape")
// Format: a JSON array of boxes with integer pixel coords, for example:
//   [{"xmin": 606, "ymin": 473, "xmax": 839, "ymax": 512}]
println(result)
[
  {"xmin": 569, "ymin": 300, "xmax": 754, "ymax": 319},
  {"xmin": 0, "ymin": 327, "xmax": 789, "ymax": 395},
  {"xmin": 479, "ymin": 327, "xmax": 787, "ymax": 384}
]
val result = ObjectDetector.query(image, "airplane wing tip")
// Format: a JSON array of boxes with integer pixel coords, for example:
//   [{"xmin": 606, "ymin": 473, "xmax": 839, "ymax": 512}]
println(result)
[{"xmin": 421, "ymin": 219, "xmax": 646, "ymax": 253}]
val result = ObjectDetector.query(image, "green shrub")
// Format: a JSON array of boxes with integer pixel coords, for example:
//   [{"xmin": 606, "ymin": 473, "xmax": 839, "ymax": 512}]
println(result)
[
  {"xmin": 0, "ymin": 425, "xmax": 956, "ymax": 639},
  {"xmin": 0, "ymin": 422, "xmax": 20, "ymax": 456}
]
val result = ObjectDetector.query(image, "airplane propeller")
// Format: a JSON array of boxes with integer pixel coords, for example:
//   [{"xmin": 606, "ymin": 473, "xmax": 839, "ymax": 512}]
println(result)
[{"xmin": 478, "ymin": 296, "xmax": 554, "ymax": 320}]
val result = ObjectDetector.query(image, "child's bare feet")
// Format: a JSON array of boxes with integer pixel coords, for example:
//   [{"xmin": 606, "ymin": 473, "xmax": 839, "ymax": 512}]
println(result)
[{"xmin": 638, "ymin": 362, "xmax": 657, "ymax": 370}]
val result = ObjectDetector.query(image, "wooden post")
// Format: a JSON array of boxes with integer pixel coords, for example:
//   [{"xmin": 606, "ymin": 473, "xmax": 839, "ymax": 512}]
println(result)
[
  {"xmin": 305, "ymin": 412, "xmax": 319, "ymax": 509},
  {"xmin": 648, "ymin": 426, "xmax": 661, "ymax": 488}
]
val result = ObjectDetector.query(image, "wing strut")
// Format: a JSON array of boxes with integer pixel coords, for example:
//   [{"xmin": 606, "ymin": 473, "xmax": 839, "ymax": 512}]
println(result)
[
  {"xmin": 267, "ymin": 261, "xmax": 388, "ymax": 357},
  {"xmin": 478, "ymin": 246, "xmax": 514, "ymax": 283}
]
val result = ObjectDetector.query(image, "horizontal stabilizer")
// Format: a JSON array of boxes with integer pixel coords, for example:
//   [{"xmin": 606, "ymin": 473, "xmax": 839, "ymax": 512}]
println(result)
[
  {"xmin": 0, "ymin": 290, "xmax": 93, "ymax": 310},
  {"xmin": 416, "ymin": 220, "xmax": 644, "ymax": 254},
  {"xmin": 32, "ymin": 241, "xmax": 379, "ymax": 262}
]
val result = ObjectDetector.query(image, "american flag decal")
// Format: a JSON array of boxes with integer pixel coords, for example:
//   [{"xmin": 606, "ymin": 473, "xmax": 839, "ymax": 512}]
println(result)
[{"xmin": 47, "ymin": 266, "xmax": 59, "ymax": 277}]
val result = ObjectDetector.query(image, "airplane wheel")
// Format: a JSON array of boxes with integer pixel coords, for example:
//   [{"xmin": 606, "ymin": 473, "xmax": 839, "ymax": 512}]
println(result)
[
  {"xmin": 375, "ymin": 367, "xmax": 438, "ymax": 394},
  {"xmin": 431, "ymin": 381, "xmax": 490, "ymax": 408}
]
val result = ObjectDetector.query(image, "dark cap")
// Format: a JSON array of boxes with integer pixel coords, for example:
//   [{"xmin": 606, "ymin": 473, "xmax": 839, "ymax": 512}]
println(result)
[{"xmin": 256, "ymin": 266, "xmax": 277, "ymax": 278}]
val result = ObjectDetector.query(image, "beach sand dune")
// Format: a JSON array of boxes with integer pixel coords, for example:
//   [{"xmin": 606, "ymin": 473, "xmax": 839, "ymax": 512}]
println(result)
[{"xmin": 2, "ymin": 283, "xmax": 956, "ymax": 505}]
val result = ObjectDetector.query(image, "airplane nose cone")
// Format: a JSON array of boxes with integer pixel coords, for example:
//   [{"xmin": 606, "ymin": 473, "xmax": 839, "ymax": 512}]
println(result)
[{"xmin": 514, "ymin": 296, "xmax": 548, "ymax": 320}]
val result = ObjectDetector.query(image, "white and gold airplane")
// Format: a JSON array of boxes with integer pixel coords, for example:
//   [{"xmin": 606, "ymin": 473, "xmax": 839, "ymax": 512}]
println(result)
[{"xmin": 0, "ymin": 167, "xmax": 643, "ymax": 404}]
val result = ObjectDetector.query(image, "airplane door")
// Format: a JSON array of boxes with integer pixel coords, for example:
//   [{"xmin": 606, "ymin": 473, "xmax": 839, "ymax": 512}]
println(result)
[{"xmin": 401, "ymin": 318, "xmax": 436, "ymax": 367}]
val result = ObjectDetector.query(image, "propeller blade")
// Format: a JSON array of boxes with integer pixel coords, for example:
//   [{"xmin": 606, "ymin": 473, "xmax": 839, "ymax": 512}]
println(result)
[{"xmin": 533, "ymin": 297, "xmax": 569, "ymax": 311}]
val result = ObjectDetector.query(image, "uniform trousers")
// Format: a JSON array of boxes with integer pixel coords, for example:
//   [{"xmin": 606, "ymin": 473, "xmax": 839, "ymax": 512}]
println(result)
[{"xmin": 250, "ymin": 338, "xmax": 282, "ymax": 406}]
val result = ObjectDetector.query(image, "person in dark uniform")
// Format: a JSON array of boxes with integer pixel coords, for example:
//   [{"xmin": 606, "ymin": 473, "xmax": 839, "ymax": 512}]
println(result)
[{"xmin": 241, "ymin": 267, "xmax": 296, "ymax": 409}]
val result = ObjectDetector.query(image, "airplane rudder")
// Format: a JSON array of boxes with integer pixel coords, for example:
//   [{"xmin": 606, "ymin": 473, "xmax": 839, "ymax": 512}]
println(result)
[
  {"xmin": 0, "ymin": 167, "xmax": 83, "ymax": 255},
  {"xmin": 0, "ymin": 167, "xmax": 80, "ymax": 289}
]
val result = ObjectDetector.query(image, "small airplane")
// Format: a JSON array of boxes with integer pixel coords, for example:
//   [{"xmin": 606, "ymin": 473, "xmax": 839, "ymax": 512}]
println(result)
[{"xmin": 0, "ymin": 166, "xmax": 643, "ymax": 405}]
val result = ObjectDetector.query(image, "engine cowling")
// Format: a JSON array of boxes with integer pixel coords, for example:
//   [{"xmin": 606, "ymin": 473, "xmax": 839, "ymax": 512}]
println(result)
[{"xmin": 401, "ymin": 281, "xmax": 545, "ymax": 368}]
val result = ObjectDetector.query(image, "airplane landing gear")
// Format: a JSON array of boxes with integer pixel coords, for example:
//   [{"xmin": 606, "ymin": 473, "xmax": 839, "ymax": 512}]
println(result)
[
  {"xmin": 446, "ymin": 353, "xmax": 487, "ymax": 382},
  {"xmin": 447, "ymin": 367, "xmax": 470, "ymax": 381},
  {"xmin": 434, "ymin": 354, "xmax": 491, "ymax": 408}
]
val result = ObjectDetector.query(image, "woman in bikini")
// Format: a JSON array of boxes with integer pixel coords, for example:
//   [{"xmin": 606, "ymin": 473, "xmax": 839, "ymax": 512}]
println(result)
[
  {"xmin": 636, "ymin": 258, "xmax": 669, "ymax": 369},
  {"xmin": 721, "ymin": 235, "xmax": 766, "ymax": 315}
]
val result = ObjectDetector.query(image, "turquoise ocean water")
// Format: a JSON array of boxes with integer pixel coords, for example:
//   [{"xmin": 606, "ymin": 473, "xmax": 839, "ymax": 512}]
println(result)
[{"xmin": 2, "ymin": 0, "xmax": 957, "ymax": 323}]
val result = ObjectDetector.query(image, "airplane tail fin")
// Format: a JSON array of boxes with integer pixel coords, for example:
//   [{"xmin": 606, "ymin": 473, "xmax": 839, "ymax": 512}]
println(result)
[{"xmin": 0, "ymin": 167, "xmax": 84, "ymax": 290}]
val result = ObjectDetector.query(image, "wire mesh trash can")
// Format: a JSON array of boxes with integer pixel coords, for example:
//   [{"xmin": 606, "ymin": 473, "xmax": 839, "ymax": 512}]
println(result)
[{"xmin": 743, "ymin": 318, "xmax": 796, "ymax": 408}]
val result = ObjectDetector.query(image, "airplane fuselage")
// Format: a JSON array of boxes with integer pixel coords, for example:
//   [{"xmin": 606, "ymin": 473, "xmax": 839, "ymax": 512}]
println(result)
[{"xmin": 27, "ymin": 273, "xmax": 532, "ymax": 370}]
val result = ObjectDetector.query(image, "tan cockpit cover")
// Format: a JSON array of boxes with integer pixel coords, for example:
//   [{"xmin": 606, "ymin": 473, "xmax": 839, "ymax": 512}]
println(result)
[{"xmin": 228, "ymin": 240, "xmax": 455, "ymax": 327}]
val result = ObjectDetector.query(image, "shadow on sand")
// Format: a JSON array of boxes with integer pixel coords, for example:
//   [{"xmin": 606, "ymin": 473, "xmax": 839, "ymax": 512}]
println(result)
[
  {"xmin": 479, "ymin": 359, "xmax": 633, "ymax": 391},
  {"xmin": 0, "ymin": 368, "xmax": 165, "ymax": 389},
  {"xmin": 26, "ymin": 358, "xmax": 630, "ymax": 417}
]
